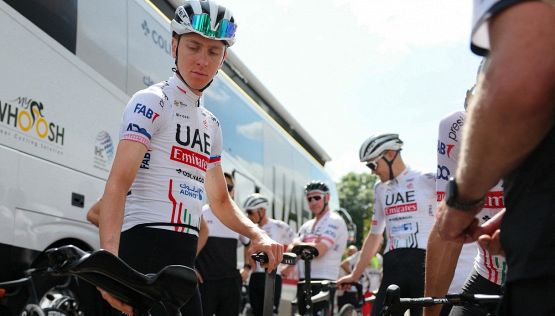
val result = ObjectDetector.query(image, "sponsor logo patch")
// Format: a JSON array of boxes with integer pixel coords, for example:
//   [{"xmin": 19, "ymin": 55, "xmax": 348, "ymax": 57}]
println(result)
[
  {"xmin": 171, "ymin": 146, "xmax": 208, "ymax": 171},
  {"xmin": 385, "ymin": 202, "xmax": 418, "ymax": 215}
]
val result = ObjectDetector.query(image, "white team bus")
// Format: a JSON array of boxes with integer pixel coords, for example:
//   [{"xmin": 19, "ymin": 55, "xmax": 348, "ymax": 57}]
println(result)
[{"xmin": 0, "ymin": 0, "xmax": 341, "ymax": 314}]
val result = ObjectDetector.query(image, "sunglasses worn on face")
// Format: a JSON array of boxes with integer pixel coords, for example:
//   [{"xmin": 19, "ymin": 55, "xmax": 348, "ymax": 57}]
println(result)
[
  {"xmin": 307, "ymin": 195, "xmax": 323, "ymax": 202},
  {"xmin": 190, "ymin": 14, "xmax": 237, "ymax": 40},
  {"xmin": 246, "ymin": 209, "xmax": 256, "ymax": 215},
  {"xmin": 227, "ymin": 184, "xmax": 234, "ymax": 192},
  {"xmin": 365, "ymin": 155, "xmax": 383, "ymax": 171}
]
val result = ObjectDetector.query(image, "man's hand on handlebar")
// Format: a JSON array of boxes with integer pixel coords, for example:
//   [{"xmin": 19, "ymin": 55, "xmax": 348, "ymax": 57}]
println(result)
[
  {"xmin": 98, "ymin": 287, "xmax": 134, "ymax": 316},
  {"xmin": 336, "ymin": 273, "xmax": 359, "ymax": 290},
  {"xmin": 247, "ymin": 231, "xmax": 284, "ymax": 273}
]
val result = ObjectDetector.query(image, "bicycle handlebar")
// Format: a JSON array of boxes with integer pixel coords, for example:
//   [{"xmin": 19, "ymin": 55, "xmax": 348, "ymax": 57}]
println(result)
[
  {"xmin": 380, "ymin": 285, "xmax": 502, "ymax": 316},
  {"xmin": 250, "ymin": 252, "xmax": 297, "ymax": 265}
]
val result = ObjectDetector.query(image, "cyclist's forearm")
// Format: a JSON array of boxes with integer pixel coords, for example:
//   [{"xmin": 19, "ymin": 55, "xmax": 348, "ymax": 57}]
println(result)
[
  {"xmin": 424, "ymin": 223, "xmax": 462, "ymax": 316},
  {"xmin": 99, "ymin": 191, "xmax": 126, "ymax": 255},
  {"xmin": 457, "ymin": 5, "xmax": 555, "ymax": 202},
  {"xmin": 353, "ymin": 233, "xmax": 382, "ymax": 278},
  {"xmin": 213, "ymin": 199, "xmax": 264, "ymax": 240}
]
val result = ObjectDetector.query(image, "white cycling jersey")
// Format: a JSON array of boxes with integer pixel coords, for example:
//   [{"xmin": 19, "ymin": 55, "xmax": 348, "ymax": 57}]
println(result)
[
  {"xmin": 120, "ymin": 74, "xmax": 223, "ymax": 236},
  {"xmin": 295, "ymin": 210, "xmax": 348, "ymax": 280},
  {"xmin": 371, "ymin": 167, "xmax": 436, "ymax": 252},
  {"xmin": 202, "ymin": 205, "xmax": 249, "ymax": 242},
  {"xmin": 253, "ymin": 218, "xmax": 295, "ymax": 274},
  {"xmin": 437, "ymin": 111, "xmax": 507, "ymax": 286}
]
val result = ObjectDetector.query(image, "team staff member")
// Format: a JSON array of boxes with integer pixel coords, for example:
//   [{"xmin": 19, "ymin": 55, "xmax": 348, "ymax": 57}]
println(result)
[
  {"xmin": 286, "ymin": 181, "xmax": 348, "ymax": 316},
  {"xmin": 196, "ymin": 172, "xmax": 249, "ymax": 316},
  {"xmin": 242, "ymin": 193, "xmax": 295, "ymax": 316},
  {"xmin": 425, "ymin": 80, "xmax": 505, "ymax": 316},
  {"xmin": 97, "ymin": 2, "xmax": 283, "ymax": 315},
  {"xmin": 338, "ymin": 133, "xmax": 436, "ymax": 316},
  {"xmin": 436, "ymin": 1, "xmax": 555, "ymax": 314}
]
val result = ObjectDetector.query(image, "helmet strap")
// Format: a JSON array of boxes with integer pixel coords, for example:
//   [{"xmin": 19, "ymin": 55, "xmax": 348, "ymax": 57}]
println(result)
[{"xmin": 383, "ymin": 151, "xmax": 400, "ymax": 181}]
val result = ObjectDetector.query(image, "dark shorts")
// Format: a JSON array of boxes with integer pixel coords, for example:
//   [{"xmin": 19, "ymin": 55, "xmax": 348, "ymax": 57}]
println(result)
[
  {"xmin": 199, "ymin": 275, "xmax": 242, "ymax": 316},
  {"xmin": 118, "ymin": 226, "xmax": 202, "ymax": 316},
  {"xmin": 448, "ymin": 270, "xmax": 502, "ymax": 316},
  {"xmin": 372, "ymin": 248, "xmax": 425, "ymax": 316}
]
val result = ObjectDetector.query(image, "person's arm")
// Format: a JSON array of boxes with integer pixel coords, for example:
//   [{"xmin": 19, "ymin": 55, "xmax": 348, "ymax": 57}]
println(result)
[
  {"xmin": 438, "ymin": 2, "xmax": 555, "ymax": 240},
  {"xmin": 423, "ymin": 223, "xmax": 463, "ymax": 316},
  {"xmin": 86, "ymin": 199, "xmax": 101, "ymax": 227},
  {"xmin": 97, "ymin": 140, "xmax": 147, "ymax": 316},
  {"xmin": 240, "ymin": 243, "xmax": 252, "ymax": 282},
  {"xmin": 337, "ymin": 233, "xmax": 382, "ymax": 285},
  {"xmin": 341, "ymin": 257, "xmax": 352, "ymax": 274},
  {"xmin": 351, "ymin": 233, "xmax": 382, "ymax": 279},
  {"xmin": 205, "ymin": 165, "xmax": 283, "ymax": 272},
  {"xmin": 99, "ymin": 140, "xmax": 147, "ymax": 255},
  {"xmin": 196, "ymin": 216, "xmax": 208, "ymax": 255}
]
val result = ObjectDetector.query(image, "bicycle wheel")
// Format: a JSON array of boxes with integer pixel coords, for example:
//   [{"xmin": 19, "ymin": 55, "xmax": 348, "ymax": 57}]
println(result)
[{"xmin": 338, "ymin": 303, "xmax": 357, "ymax": 316}]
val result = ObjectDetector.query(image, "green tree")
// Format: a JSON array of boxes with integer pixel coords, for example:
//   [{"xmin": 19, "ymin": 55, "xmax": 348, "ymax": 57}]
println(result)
[{"xmin": 337, "ymin": 172, "xmax": 377, "ymax": 247}]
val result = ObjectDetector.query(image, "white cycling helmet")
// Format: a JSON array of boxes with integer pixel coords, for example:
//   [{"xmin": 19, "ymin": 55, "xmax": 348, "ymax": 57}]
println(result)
[
  {"xmin": 243, "ymin": 193, "xmax": 269, "ymax": 211},
  {"xmin": 171, "ymin": 0, "xmax": 237, "ymax": 46},
  {"xmin": 359, "ymin": 133, "xmax": 403, "ymax": 162}
]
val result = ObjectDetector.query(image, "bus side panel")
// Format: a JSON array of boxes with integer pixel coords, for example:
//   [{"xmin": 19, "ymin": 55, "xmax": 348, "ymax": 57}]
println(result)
[
  {"xmin": 13, "ymin": 208, "xmax": 99, "ymax": 254},
  {"xmin": 0, "ymin": 1, "xmax": 126, "ymax": 179},
  {"xmin": 15, "ymin": 153, "xmax": 103, "ymax": 244}
]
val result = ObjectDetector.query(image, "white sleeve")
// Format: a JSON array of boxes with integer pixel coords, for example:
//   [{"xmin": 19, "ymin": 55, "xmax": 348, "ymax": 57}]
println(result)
[
  {"xmin": 207, "ymin": 116, "xmax": 222, "ymax": 170},
  {"xmin": 120, "ymin": 90, "xmax": 166, "ymax": 148},
  {"xmin": 370, "ymin": 183, "xmax": 386, "ymax": 235}
]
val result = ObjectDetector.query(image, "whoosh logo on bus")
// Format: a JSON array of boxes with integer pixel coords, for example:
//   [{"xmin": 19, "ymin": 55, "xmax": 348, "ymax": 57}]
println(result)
[{"xmin": 0, "ymin": 97, "xmax": 65, "ymax": 145}]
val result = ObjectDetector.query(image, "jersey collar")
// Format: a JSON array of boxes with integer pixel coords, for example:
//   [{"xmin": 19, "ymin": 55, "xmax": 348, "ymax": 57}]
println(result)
[{"xmin": 169, "ymin": 74, "xmax": 202, "ymax": 107}]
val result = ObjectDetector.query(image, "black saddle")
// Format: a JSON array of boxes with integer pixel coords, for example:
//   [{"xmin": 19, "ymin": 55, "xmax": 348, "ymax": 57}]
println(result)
[
  {"xmin": 291, "ymin": 243, "xmax": 319, "ymax": 260},
  {"xmin": 45, "ymin": 245, "xmax": 197, "ymax": 316}
]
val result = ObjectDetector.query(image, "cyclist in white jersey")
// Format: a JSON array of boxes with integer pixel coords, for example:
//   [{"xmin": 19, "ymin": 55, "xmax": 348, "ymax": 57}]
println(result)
[
  {"xmin": 287, "ymin": 181, "xmax": 348, "ymax": 315},
  {"xmin": 241, "ymin": 193, "xmax": 295, "ymax": 316},
  {"xmin": 97, "ymin": 2, "xmax": 283, "ymax": 315},
  {"xmin": 338, "ymin": 133, "xmax": 436, "ymax": 316},
  {"xmin": 425, "ymin": 74, "xmax": 506, "ymax": 316}
]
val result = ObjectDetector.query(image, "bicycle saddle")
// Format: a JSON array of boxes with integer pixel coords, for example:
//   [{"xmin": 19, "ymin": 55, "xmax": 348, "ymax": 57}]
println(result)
[
  {"xmin": 291, "ymin": 243, "xmax": 319, "ymax": 260},
  {"xmin": 45, "ymin": 245, "xmax": 197, "ymax": 316}
]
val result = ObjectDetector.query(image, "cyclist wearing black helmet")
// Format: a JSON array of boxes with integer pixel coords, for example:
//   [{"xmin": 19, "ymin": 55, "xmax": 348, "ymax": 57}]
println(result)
[
  {"xmin": 97, "ymin": 1, "xmax": 283, "ymax": 315},
  {"xmin": 338, "ymin": 133, "xmax": 436, "ymax": 316},
  {"xmin": 285, "ymin": 181, "xmax": 348, "ymax": 315}
]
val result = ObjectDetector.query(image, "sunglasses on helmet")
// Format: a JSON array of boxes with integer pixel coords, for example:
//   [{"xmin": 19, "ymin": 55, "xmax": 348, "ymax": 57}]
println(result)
[{"xmin": 190, "ymin": 14, "xmax": 237, "ymax": 40}]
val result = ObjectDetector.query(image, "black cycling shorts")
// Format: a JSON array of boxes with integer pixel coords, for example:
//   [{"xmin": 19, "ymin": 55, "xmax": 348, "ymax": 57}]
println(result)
[
  {"xmin": 372, "ymin": 248, "xmax": 425, "ymax": 316},
  {"xmin": 199, "ymin": 275, "xmax": 241, "ymax": 316},
  {"xmin": 118, "ymin": 225, "xmax": 201, "ymax": 316},
  {"xmin": 449, "ymin": 269, "xmax": 502, "ymax": 316}
]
